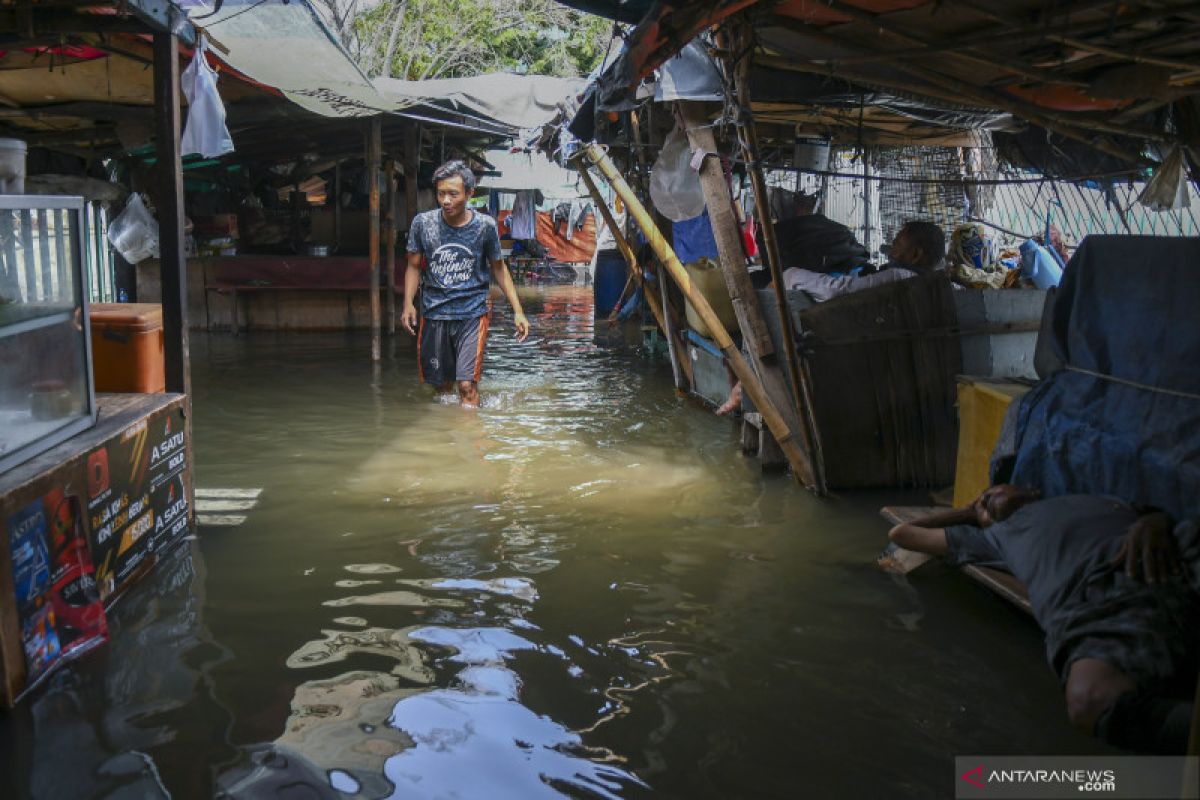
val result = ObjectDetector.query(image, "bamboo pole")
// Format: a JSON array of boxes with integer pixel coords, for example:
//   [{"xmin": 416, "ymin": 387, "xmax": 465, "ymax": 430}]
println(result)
[
  {"xmin": 583, "ymin": 142, "xmax": 817, "ymax": 489},
  {"xmin": 575, "ymin": 159, "xmax": 692, "ymax": 389}
]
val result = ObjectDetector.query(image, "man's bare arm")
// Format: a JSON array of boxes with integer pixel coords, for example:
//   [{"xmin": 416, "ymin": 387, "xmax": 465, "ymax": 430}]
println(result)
[
  {"xmin": 490, "ymin": 258, "xmax": 529, "ymax": 341},
  {"xmin": 401, "ymin": 252, "xmax": 422, "ymax": 335}
]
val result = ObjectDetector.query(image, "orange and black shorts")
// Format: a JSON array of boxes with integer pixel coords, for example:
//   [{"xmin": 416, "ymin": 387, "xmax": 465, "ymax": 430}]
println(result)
[{"xmin": 416, "ymin": 314, "xmax": 490, "ymax": 386}]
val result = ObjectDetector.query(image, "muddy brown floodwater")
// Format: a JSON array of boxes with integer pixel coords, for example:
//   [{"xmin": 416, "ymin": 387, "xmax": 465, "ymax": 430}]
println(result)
[{"xmin": 0, "ymin": 284, "xmax": 1110, "ymax": 799}]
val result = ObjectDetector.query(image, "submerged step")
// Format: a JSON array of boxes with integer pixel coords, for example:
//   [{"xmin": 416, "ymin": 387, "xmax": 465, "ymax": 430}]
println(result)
[
  {"xmin": 197, "ymin": 513, "xmax": 248, "ymax": 527},
  {"xmin": 195, "ymin": 498, "xmax": 257, "ymax": 511},
  {"xmin": 195, "ymin": 487, "xmax": 263, "ymax": 500}
]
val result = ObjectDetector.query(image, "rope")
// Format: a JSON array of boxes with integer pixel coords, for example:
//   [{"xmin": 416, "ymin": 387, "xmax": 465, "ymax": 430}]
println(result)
[{"xmin": 1064, "ymin": 365, "xmax": 1200, "ymax": 401}]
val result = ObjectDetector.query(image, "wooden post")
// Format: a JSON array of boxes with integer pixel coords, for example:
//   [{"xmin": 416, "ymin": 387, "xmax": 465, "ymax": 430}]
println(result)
[
  {"xmin": 724, "ymin": 25, "xmax": 826, "ymax": 490},
  {"xmin": 153, "ymin": 32, "xmax": 195, "ymax": 524},
  {"xmin": 384, "ymin": 158, "xmax": 397, "ymax": 335},
  {"xmin": 676, "ymin": 102, "xmax": 819, "ymax": 489},
  {"xmin": 333, "ymin": 161, "xmax": 342, "ymax": 252},
  {"xmin": 678, "ymin": 102, "xmax": 775, "ymax": 358},
  {"xmin": 153, "ymin": 33, "xmax": 189, "ymax": 396},
  {"xmin": 584, "ymin": 142, "xmax": 817, "ymax": 488},
  {"xmin": 367, "ymin": 117, "xmax": 382, "ymax": 361},
  {"xmin": 404, "ymin": 123, "xmax": 420, "ymax": 230},
  {"xmin": 574, "ymin": 160, "xmax": 691, "ymax": 389}
]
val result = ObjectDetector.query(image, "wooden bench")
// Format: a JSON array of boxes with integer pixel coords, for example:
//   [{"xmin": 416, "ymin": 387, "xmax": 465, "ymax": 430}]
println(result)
[
  {"xmin": 880, "ymin": 504, "xmax": 1033, "ymax": 615},
  {"xmin": 203, "ymin": 256, "xmax": 405, "ymax": 334}
]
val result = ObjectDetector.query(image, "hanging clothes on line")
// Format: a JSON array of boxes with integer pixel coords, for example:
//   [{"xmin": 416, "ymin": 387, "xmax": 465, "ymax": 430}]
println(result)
[
  {"xmin": 568, "ymin": 202, "xmax": 592, "ymax": 241},
  {"xmin": 509, "ymin": 190, "xmax": 538, "ymax": 240}
]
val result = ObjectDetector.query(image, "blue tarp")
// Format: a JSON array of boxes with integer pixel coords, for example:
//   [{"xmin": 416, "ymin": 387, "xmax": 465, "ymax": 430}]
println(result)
[
  {"xmin": 672, "ymin": 210, "xmax": 720, "ymax": 264},
  {"xmin": 1005, "ymin": 235, "xmax": 1200, "ymax": 522}
]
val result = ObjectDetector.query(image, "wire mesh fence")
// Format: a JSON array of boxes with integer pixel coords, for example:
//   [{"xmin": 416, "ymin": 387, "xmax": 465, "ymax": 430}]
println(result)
[{"xmin": 762, "ymin": 139, "xmax": 1199, "ymax": 258}]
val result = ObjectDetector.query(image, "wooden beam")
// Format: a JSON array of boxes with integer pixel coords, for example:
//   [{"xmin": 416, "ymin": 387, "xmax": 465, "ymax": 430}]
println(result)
[
  {"xmin": 677, "ymin": 103, "xmax": 774, "ymax": 358},
  {"xmin": 583, "ymin": 142, "xmax": 818, "ymax": 490},
  {"xmin": 678, "ymin": 101, "xmax": 819, "ymax": 487},
  {"xmin": 769, "ymin": 17, "xmax": 1161, "ymax": 161},
  {"xmin": 403, "ymin": 122, "xmax": 419, "ymax": 228},
  {"xmin": 723, "ymin": 22, "xmax": 825, "ymax": 491},
  {"xmin": 384, "ymin": 158, "xmax": 397, "ymax": 335},
  {"xmin": 367, "ymin": 117, "xmax": 382, "ymax": 361},
  {"xmin": 816, "ymin": 0, "xmax": 1092, "ymax": 88},
  {"xmin": 153, "ymin": 31, "xmax": 193, "ymax": 528}
]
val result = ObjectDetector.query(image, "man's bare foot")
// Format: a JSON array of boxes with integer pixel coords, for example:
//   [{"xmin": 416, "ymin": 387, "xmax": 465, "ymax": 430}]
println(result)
[{"xmin": 715, "ymin": 382, "xmax": 743, "ymax": 416}]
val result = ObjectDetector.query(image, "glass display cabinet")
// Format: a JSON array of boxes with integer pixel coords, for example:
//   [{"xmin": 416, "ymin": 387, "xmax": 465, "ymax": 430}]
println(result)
[{"xmin": 0, "ymin": 196, "xmax": 95, "ymax": 473}]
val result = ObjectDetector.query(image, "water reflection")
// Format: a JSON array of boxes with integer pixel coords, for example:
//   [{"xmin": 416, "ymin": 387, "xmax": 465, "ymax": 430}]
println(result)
[
  {"xmin": 10, "ymin": 542, "xmax": 236, "ymax": 798},
  {"xmin": 384, "ymin": 630, "xmax": 648, "ymax": 799}
]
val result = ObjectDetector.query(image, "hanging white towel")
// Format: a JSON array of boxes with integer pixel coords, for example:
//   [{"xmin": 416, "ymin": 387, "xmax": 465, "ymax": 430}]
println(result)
[{"xmin": 180, "ymin": 38, "xmax": 234, "ymax": 158}]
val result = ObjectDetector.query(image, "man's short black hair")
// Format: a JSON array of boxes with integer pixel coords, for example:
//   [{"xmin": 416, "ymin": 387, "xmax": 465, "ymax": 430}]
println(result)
[
  {"xmin": 432, "ymin": 160, "xmax": 476, "ymax": 193},
  {"xmin": 901, "ymin": 220, "xmax": 946, "ymax": 269}
]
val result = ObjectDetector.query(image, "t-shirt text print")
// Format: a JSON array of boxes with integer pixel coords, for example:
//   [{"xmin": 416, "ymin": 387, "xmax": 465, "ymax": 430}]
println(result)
[{"xmin": 407, "ymin": 210, "xmax": 502, "ymax": 320}]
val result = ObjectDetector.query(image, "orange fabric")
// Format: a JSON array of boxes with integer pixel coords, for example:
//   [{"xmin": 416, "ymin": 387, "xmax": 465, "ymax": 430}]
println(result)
[
  {"xmin": 496, "ymin": 209, "xmax": 597, "ymax": 263},
  {"xmin": 472, "ymin": 314, "xmax": 490, "ymax": 383},
  {"xmin": 1002, "ymin": 84, "xmax": 1132, "ymax": 111},
  {"xmin": 535, "ymin": 212, "xmax": 597, "ymax": 263}
]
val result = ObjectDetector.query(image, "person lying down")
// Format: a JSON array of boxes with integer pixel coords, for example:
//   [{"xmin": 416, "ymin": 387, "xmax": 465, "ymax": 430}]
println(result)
[{"xmin": 888, "ymin": 485, "xmax": 1199, "ymax": 754}]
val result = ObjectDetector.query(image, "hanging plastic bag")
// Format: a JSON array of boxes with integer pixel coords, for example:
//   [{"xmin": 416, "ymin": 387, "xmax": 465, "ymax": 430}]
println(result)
[
  {"xmin": 1138, "ymin": 145, "xmax": 1190, "ymax": 212},
  {"xmin": 107, "ymin": 193, "xmax": 160, "ymax": 263},
  {"xmin": 650, "ymin": 125, "xmax": 706, "ymax": 222},
  {"xmin": 180, "ymin": 37, "xmax": 234, "ymax": 159}
]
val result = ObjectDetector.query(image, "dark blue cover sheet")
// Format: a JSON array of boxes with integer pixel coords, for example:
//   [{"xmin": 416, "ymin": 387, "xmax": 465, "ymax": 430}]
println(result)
[{"xmin": 1006, "ymin": 235, "xmax": 1200, "ymax": 521}]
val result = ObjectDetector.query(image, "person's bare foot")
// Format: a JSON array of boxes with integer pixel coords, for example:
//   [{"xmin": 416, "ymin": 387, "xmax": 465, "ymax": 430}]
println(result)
[{"xmin": 715, "ymin": 382, "xmax": 742, "ymax": 416}]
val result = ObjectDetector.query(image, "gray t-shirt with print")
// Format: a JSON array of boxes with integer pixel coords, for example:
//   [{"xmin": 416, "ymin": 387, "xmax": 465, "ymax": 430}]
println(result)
[{"xmin": 407, "ymin": 209, "xmax": 501, "ymax": 320}]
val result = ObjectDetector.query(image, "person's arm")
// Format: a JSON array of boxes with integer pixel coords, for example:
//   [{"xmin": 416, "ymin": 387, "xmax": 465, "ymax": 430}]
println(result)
[
  {"xmin": 1111, "ymin": 509, "xmax": 1181, "ymax": 584},
  {"xmin": 490, "ymin": 258, "xmax": 529, "ymax": 341},
  {"xmin": 784, "ymin": 267, "xmax": 916, "ymax": 303},
  {"xmin": 909, "ymin": 505, "xmax": 980, "ymax": 529},
  {"xmin": 888, "ymin": 523, "xmax": 949, "ymax": 555},
  {"xmin": 401, "ymin": 251, "xmax": 422, "ymax": 335}
]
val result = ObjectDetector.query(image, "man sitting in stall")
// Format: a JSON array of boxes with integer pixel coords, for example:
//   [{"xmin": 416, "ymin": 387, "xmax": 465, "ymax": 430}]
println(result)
[
  {"xmin": 888, "ymin": 485, "xmax": 1198, "ymax": 753},
  {"xmin": 784, "ymin": 219, "xmax": 946, "ymax": 303},
  {"xmin": 715, "ymin": 219, "xmax": 947, "ymax": 415}
]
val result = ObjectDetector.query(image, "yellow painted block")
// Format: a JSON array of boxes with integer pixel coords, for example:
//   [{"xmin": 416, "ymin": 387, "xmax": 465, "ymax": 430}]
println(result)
[{"xmin": 952, "ymin": 380, "xmax": 1031, "ymax": 508}]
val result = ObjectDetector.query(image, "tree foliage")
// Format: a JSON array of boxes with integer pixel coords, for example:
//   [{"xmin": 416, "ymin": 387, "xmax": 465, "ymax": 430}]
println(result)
[{"xmin": 316, "ymin": 0, "xmax": 612, "ymax": 80}]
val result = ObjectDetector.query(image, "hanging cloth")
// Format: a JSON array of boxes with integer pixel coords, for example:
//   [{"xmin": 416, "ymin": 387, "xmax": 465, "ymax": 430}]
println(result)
[
  {"xmin": 510, "ymin": 191, "xmax": 538, "ymax": 240},
  {"xmin": 180, "ymin": 38, "xmax": 234, "ymax": 158}
]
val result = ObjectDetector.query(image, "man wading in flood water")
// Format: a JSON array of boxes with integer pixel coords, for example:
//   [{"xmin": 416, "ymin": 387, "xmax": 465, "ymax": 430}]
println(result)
[{"xmin": 402, "ymin": 160, "xmax": 530, "ymax": 407}]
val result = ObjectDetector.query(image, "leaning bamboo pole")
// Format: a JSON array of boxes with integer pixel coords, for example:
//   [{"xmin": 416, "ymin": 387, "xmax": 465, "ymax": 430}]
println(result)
[
  {"xmin": 575, "ymin": 159, "xmax": 692, "ymax": 389},
  {"xmin": 582, "ymin": 142, "xmax": 817, "ymax": 488}
]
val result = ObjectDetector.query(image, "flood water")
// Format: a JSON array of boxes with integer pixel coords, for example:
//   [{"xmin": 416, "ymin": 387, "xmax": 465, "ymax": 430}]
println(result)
[{"xmin": 1, "ymin": 284, "xmax": 1109, "ymax": 798}]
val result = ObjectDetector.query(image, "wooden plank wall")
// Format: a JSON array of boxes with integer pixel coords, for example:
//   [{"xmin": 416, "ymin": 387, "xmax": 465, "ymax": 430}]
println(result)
[{"xmin": 799, "ymin": 273, "xmax": 961, "ymax": 488}]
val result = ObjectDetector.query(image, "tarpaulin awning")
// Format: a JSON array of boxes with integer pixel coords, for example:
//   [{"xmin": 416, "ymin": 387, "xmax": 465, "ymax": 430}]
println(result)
[
  {"xmin": 373, "ymin": 73, "xmax": 587, "ymax": 132},
  {"xmin": 189, "ymin": 0, "xmax": 403, "ymax": 119},
  {"xmin": 477, "ymin": 149, "xmax": 585, "ymax": 196}
]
